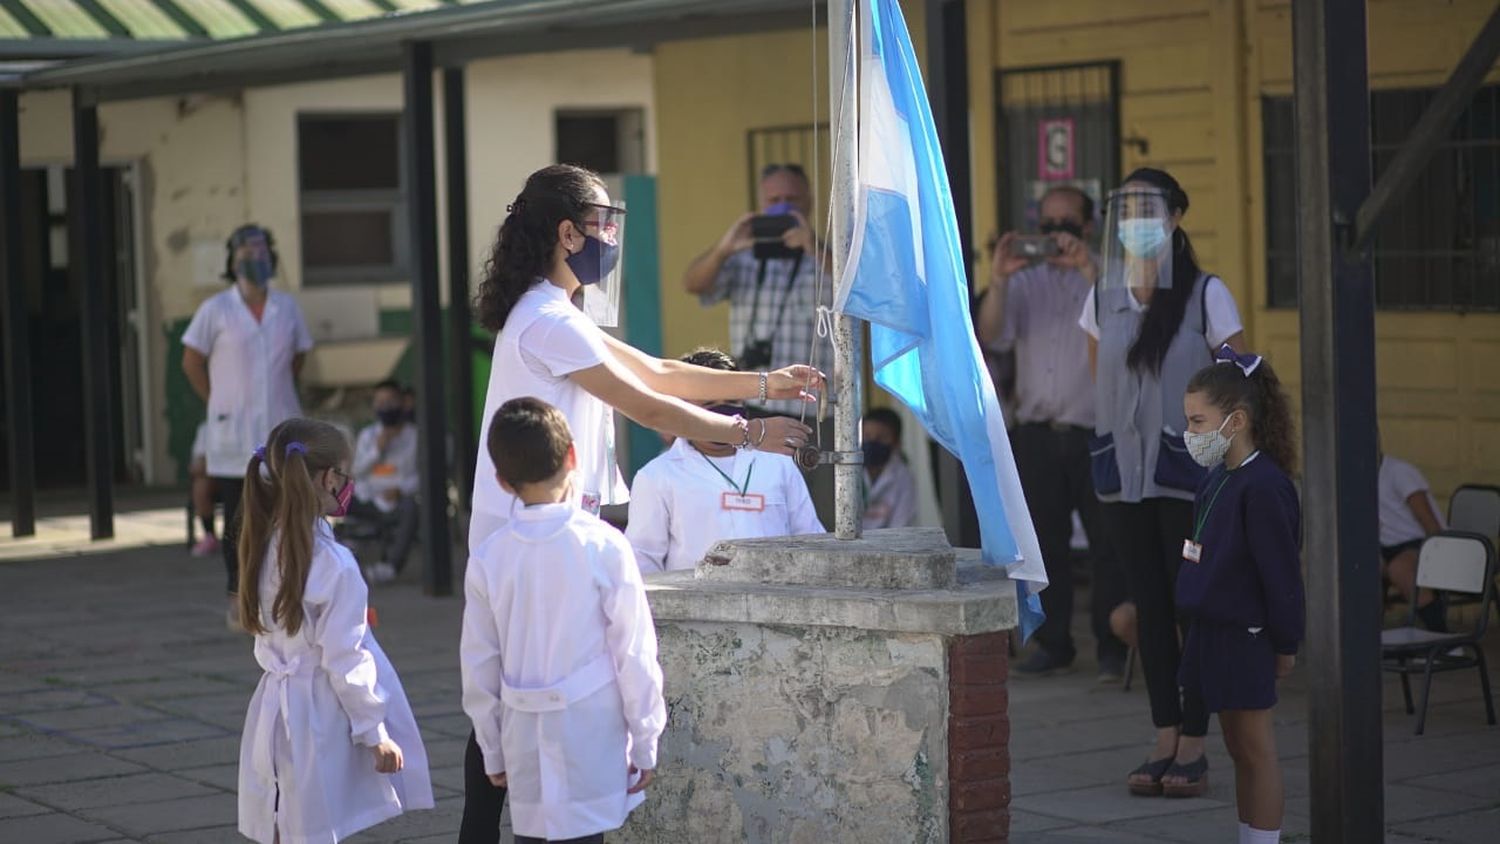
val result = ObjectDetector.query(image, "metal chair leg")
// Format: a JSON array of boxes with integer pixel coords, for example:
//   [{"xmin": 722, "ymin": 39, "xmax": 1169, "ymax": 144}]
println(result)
[
  {"xmin": 1416, "ymin": 651, "xmax": 1439, "ymax": 736},
  {"xmin": 1474, "ymin": 644, "xmax": 1495, "ymax": 727},
  {"xmin": 1124, "ymin": 646, "xmax": 1136, "ymax": 693},
  {"xmin": 1399, "ymin": 656, "xmax": 1414, "ymax": 714}
]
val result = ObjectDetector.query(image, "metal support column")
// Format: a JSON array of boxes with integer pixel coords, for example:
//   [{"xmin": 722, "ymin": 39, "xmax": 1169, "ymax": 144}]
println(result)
[
  {"xmin": 443, "ymin": 67, "xmax": 475, "ymax": 514},
  {"xmin": 0, "ymin": 90, "xmax": 34, "ymax": 537},
  {"xmin": 1292, "ymin": 1, "xmax": 1384, "ymax": 840},
  {"xmin": 829, "ymin": 0, "xmax": 862, "ymax": 540},
  {"xmin": 402, "ymin": 42, "xmax": 452, "ymax": 596},
  {"xmin": 73, "ymin": 89, "xmax": 114, "ymax": 540},
  {"xmin": 926, "ymin": 0, "xmax": 980, "ymax": 549}
]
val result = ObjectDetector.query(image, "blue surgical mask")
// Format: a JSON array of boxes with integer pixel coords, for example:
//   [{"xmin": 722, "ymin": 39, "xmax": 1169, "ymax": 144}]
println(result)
[
  {"xmin": 236, "ymin": 256, "xmax": 274, "ymax": 287},
  {"xmin": 1117, "ymin": 219, "xmax": 1169, "ymax": 257},
  {"xmin": 565, "ymin": 233, "xmax": 621, "ymax": 286}
]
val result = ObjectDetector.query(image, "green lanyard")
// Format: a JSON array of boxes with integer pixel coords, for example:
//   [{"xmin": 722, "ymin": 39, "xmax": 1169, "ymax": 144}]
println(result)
[
  {"xmin": 1191, "ymin": 451, "xmax": 1258, "ymax": 542},
  {"xmin": 701, "ymin": 452, "xmax": 755, "ymax": 496}
]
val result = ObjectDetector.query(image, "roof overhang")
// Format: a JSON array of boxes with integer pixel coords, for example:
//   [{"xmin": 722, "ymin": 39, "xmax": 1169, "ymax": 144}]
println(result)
[{"xmin": 23, "ymin": 0, "xmax": 815, "ymax": 104}]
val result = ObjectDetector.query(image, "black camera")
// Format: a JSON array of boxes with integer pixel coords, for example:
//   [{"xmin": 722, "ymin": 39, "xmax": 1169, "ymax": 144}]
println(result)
[{"xmin": 739, "ymin": 339, "xmax": 774, "ymax": 371}]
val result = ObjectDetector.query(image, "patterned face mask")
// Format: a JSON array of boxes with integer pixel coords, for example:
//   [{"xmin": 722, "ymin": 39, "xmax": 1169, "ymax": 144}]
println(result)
[{"xmin": 1185, "ymin": 416, "xmax": 1235, "ymax": 468}]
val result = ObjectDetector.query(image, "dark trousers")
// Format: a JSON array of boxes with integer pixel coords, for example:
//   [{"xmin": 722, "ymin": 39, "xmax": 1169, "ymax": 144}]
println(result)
[
  {"xmin": 213, "ymin": 476, "xmax": 244, "ymax": 594},
  {"xmin": 461, "ymin": 729, "xmax": 509, "ymax": 844},
  {"xmin": 1100, "ymin": 498, "xmax": 1208, "ymax": 737},
  {"xmin": 1011, "ymin": 423, "xmax": 1128, "ymax": 665},
  {"xmin": 346, "ymin": 495, "xmax": 419, "ymax": 572}
]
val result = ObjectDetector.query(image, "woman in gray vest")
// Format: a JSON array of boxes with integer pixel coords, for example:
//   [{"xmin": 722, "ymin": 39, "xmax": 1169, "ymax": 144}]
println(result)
[{"xmin": 1079, "ymin": 168, "xmax": 1247, "ymax": 797}]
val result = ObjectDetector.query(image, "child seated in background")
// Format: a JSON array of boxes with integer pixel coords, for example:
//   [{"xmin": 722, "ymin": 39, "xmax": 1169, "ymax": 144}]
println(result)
[
  {"xmin": 347, "ymin": 379, "xmax": 420, "ymax": 585},
  {"xmin": 627, "ymin": 349, "xmax": 825, "ymax": 573},
  {"xmin": 860, "ymin": 407, "xmax": 917, "ymax": 530},
  {"xmin": 1379, "ymin": 442, "xmax": 1447, "ymax": 630}
]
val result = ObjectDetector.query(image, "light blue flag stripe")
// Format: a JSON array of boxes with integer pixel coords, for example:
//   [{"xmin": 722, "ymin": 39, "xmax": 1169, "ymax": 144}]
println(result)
[{"xmin": 836, "ymin": 0, "xmax": 1047, "ymax": 639}]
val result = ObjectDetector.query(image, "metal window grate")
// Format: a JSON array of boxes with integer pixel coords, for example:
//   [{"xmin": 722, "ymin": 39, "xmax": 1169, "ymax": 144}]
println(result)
[{"xmin": 1263, "ymin": 87, "xmax": 1500, "ymax": 312}]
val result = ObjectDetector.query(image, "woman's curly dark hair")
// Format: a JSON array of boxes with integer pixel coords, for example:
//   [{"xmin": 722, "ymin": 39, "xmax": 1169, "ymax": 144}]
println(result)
[
  {"xmin": 1186, "ymin": 355, "xmax": 1297, "ymax": 473},
  {"xmin": 475, "ymin": 164, "xmax": 605, "ymax": 333}
]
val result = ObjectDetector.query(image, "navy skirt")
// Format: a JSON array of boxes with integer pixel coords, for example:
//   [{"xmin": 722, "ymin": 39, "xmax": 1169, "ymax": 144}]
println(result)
[{"xmin": 1178, "ymin": 621, "xmax": 1278, "ymax": 713}]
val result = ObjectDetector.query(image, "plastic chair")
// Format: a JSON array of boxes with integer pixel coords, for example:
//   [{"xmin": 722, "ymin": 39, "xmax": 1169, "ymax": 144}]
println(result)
[
  {"xmin": 1380, "ymin": 531, "xmax": 1496, "ymax": 735},
  {"xmin": 1447, "ymin": 485, "xmax": 1500, "ymax": 622}
]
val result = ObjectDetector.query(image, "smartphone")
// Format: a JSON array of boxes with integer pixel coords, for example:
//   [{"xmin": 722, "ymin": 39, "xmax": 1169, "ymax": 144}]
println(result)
[
  {"xmin": 751, "ymin": 214, "xmax": 803, "ymax": 261},
  {"xmin": 1008, "ymin": 235, "xmax": 1060, "ymax": 259}
]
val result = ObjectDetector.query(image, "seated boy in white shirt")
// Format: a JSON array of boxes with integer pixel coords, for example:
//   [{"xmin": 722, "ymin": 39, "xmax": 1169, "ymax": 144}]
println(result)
[
  {"xmin": 1379, "ymin": 446, "xmax": 1447, "ymax": 631},
  {"xmin": 627, "ymin": 349, "xmax": 825, "ymax": 573},
  {"xmin": 461, "ymin": 397, "xmax": 666, "ymax": 844},
  {"xmin": 860, "ymin": 407, "xmax": 918, "ymax": 531},
  {"xmin": 347, "ymin": 379, "xmax": 420, "ymax": 584}
]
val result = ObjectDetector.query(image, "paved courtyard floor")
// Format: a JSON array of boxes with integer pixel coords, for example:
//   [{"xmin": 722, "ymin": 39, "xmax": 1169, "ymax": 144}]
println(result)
[{"xmin": 0, "ymin": 518, "xmax": 1496, "ymax": 842}]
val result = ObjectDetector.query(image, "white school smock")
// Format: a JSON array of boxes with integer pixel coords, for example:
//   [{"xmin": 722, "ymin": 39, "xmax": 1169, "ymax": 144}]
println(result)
[
  {"xmin": 863, "ymin": 454, "xmax": 918, "ymax": 531},
  {"xmin": 470, "ymin": 282, "xmax": 629, "ymax": 554},
  {"xmin": 1378, "ymin": 456, "xmax": 1445, "ymax": 548},
  {"xmin": 460, "ymin": 503, "xmax": 666, "ymax": 841},
  {"xmin": 182, "ymin": 287, "xmax": 314, "ymax": 478},
  {"xmin": 625, "ymin": 438, "xmax": 826, "ymax": 573},
  {"xmin": 238, "ymin": 520, "xmax": 433, "ymax": 844},
  {"xmin": 352, "ymin": 423, "xmax": 419, "ymax": 512}
]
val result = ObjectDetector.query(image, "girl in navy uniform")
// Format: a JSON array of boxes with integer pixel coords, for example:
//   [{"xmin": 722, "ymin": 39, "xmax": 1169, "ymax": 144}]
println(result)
[{"xmin": 1176, "ymin": 345, "xmax": 1303, "ymax": 844}]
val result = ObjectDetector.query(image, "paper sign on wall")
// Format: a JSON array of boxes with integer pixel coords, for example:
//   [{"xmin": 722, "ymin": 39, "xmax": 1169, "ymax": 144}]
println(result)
[{"xmin": 1038, "ymin": 118, "xmax": 1076, "ymax": 180}]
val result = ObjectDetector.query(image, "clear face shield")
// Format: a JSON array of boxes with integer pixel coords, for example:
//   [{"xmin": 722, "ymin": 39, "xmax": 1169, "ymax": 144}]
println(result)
[
  {"xmin": 569, "ymin": 201, "xmax": 626, "ymax": 328},
  {"xmin": 1101, "ymin": 187, "xmax": 1176, "ymax": 292}
]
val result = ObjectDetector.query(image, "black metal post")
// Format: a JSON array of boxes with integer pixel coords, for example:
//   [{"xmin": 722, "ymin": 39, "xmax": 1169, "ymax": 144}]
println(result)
[
  {"xmin": 72, "ymin": 89, "xmax": 114, "ymax": 540},
  {"xmin": 926, "ymin": 0, "xmax": 980, "ymax": 549},
  {"xmin": 1292, "ymin": 1, "xmax": 1384, "ymax": 840},
  {"xmin": 0, "ymin": 90, "xmax": 35, "ymax": 537},
  {"xmin": 444, "ymin": 67, "xmax": 475, "ymax": 515},
  {"xmin": 403, "ymin": 42, "xmax": 452, "ymax": 596}
]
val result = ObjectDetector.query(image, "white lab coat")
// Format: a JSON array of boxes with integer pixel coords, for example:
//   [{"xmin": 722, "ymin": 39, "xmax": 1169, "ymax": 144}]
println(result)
[
  {"xmin": 863, "ymin": 454, "xmax": 918, "ymax": 531},
  {"xmin": 183, "ymin": 287, "xmax": 314, "ymax": 478},
  {"xmin": 626, "ymin": 439, "xmax": 826, "ymax": 573},
  {"xmin": 461, "ymin": 503, "xmax": 666, "ymax": 841},
  {"xmin": 238, "ymin": 520, "xmax": 433, "ymax": 844},
  {"xmin": 352, "ymin": 424, "xmax": 419, "ymax": 512},
  {"xmin": 470, "ymin": 282, "xmax": 629, "ymax": 553}
]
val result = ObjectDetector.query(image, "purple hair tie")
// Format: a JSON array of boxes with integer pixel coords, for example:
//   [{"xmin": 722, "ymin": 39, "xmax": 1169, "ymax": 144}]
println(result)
[
  {"xmin": 284, "ymin": 442, "xmax": 308, "ymax": 459},
  {"xmin": 253, "ymin": 445, "xmax": 267, "ymax": 461},
  {"xmin": 1214, "ymin": 344, "xmax": 1263, "ymax": 377}
]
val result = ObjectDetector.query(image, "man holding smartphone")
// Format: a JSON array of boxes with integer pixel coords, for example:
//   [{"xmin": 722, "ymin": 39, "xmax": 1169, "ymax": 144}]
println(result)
[
  {"xmin": 683, "ymin": 163, "xmax": 832, "ymax": 417},
  {"xmin": 976, "ymin": 185, "xmax": 1129, "ymax": 681}
]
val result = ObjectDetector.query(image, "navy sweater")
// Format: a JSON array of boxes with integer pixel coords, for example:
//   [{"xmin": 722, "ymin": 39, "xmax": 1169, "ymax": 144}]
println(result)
[{"xmin": 1176, "ymin": 452, "xmax": 1305, "ymax": 655}]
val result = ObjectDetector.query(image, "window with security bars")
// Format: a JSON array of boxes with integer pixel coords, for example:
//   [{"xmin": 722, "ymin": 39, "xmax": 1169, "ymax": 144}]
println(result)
[
  {"xmin": 297, "ymin": 113, "xmax": 409, "ymax": 285},
  {"xmin": 744, "ymin": 123, "xmax": 830, "ymax": 211},
  {"xmin": 1263, "ymin": 88, "xmax": 1500, "ymax": 311}
]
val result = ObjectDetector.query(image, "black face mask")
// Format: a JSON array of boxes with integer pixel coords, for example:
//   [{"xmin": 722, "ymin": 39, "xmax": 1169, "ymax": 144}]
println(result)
[
  {"xmin": 862, "ymin": 440, "xmax": 893, "ymax": 469},
  {"xmin": 1039, "ymin": 220, "xmax": 1084, "ymax": 240},
  {"xmin": 376, "ymin": 407, "xmax": 405, "ymax": 427}
]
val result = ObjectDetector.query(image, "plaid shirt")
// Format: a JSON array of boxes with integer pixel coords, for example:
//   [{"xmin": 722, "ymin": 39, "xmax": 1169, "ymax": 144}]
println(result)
[{"xmin": 701, "ymin": 248, "xmax": 835, "ymax": 416}]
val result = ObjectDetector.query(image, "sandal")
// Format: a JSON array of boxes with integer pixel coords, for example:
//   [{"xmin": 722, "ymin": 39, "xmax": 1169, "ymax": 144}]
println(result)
[
  {"xmin": 1127, "ymin": 756, "xmax": 1174, "ymax": 796},
  {"xmin": 1161, "ymin": 754, "xmax": 1209, "ymax": 798}
]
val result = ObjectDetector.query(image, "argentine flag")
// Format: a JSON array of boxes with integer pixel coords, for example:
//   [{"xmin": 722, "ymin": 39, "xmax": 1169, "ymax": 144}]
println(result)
[{"xmin": 835, "ymin": 0, "xmax": 1047, "ymax": 636}]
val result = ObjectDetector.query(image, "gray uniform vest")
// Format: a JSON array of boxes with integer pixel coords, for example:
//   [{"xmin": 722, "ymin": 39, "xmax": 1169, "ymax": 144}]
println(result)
[{"xmin": 1092, "ymin": 273, "xmax": 1215, "ymax": 503}]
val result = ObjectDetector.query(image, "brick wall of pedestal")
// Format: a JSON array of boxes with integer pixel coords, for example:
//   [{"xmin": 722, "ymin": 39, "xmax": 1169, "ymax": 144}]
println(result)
[{"xmin": 948, "ymin": 631, "xmax": 1011, "ymax": 843}]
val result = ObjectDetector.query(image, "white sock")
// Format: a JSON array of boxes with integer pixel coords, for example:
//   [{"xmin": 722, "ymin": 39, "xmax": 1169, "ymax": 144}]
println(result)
[
  {"xmin": 1238, "ymin": 822, "xmax": 1251, "ymax": 844},
  {"xmin": 1246, "ymin": 826, "xmax": 1280, "ymax": 844}
]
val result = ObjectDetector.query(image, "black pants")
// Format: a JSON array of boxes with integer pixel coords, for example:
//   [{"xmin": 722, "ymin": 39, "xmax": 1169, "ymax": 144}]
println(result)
[
  {"xmin": 1011, "ymin": 423, "xmax": 1128, "ymax": 666},
  {"xmin": 346, "ymin": 496, "xmax": 419, "ymax": 572},
  {"xmin": 461, "ymin": 729, "xmax": 509, "ymax": 844},
  {"xmin": 1100, "ymin": 498, "xmax": 1208, "ymax": 737},
  {"xmin": 213, "ymin": 476, "xmax": 244, "ymax": 594}
]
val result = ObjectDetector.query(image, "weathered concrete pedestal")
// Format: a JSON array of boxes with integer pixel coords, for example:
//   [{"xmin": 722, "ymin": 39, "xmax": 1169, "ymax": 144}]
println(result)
[{"xmin": 614, "ymin": 528, "xmax": 1019, "ymax": 844}]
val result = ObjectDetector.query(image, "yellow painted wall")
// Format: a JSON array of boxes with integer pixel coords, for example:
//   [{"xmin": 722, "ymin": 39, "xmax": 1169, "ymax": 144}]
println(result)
[{"xmin": 964, "ymin": 0, "xmax": 1500, "ymax": 502}]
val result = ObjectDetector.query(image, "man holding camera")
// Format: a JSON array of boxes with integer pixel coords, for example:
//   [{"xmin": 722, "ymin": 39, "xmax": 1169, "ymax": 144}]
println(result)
[
  {"xmin": 683, "ymin": 163, "xmax": 832, "ymax": 417},
  {"xmin": 976, "ymin": 185, "xmax": 1128, "ymax": 681}
]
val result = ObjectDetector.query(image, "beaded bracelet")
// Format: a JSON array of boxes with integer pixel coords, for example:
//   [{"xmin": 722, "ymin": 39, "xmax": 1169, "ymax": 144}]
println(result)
[{"xmin": 758, "ymin": 372, "xmax": 769, "ymax": 403}]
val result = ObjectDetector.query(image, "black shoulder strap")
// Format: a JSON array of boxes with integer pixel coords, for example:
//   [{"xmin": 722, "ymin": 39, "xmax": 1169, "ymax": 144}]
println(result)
[{"xmin": 1202, "ymin": 274, "xmax": 1215, "ymax": 345}]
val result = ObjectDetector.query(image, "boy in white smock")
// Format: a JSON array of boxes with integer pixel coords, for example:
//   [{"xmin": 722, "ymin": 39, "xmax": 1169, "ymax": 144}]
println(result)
[
  {"xmin": 627, "ymin": 349, "xmax": 825, "ymax": 573},
  {"xmin": 461, "ymin": 398, "xmax": 666, "ymax": 844}
]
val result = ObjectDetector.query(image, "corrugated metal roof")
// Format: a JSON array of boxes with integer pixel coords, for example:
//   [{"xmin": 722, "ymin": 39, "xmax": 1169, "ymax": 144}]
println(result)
[{"xmin": 0, "ymin": 0, "xmax": 433, "ymax": 43}]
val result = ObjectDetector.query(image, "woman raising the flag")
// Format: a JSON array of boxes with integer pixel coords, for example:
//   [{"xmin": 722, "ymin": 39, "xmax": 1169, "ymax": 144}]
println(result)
[{"xmin": 457, "ymin": 163, "xmax": 823, "ymax": 844}]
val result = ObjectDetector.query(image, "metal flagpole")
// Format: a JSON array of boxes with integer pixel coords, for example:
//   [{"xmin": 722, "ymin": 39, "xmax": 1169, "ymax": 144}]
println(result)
[{"xmin": 828, "ymin": 0, "xmax": 863, "ymax": 540}]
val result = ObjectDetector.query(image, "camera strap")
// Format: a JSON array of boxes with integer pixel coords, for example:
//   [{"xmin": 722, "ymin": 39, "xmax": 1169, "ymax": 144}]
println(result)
[{"xmin": 745, "ymin": 253, "xmax": 805, "ymax": 344}]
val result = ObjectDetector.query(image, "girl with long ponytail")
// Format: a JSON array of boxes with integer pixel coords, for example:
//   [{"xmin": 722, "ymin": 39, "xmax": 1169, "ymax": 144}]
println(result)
[{"xmin": 235, "ymin": 418, "xmax": 433, "ymax": 843}]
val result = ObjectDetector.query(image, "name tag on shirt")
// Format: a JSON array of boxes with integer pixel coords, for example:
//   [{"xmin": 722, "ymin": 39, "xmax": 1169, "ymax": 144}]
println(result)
[
  {"xmin": 372, "ymin": 463, "xmax": 397, "ymax": 477},
  {"xmin": 1182, "ymin": 539, "xmax": 1203, "ymax": 563},
  {"xmin": 580, "ymin": 492, "xmax": 601, "ymax": 516},
  {"xmin": 722, "ymin": 492, "xmax": 766, "ymax": 512}
]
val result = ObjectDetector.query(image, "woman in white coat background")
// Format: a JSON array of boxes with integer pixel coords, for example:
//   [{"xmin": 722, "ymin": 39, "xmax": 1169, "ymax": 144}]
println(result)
[{"xmin": 458, "ymin": 164, "xmax": 824, "ymax": 844}]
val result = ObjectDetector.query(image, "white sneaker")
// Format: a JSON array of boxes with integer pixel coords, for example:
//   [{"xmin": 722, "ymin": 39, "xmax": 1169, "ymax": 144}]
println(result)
[{"xmin": 368, "ymin": 562, "xmax": 397, "ymax": 585}]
